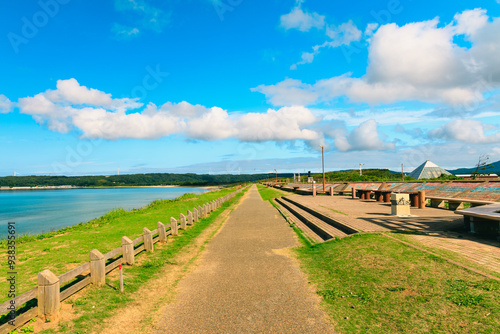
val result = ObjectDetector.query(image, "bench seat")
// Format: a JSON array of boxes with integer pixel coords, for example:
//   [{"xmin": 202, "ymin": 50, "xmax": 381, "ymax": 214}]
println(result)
[{"xmin": 455, "ymin": 204, "xmax": 500, "ymax": 240}]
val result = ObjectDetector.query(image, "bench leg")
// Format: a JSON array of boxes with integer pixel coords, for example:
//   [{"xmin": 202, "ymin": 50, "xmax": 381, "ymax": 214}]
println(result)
[
  {"xmin": 448, "ymin": 202, "xmax": 464, "ymax": 211},
  {"xmin": 430, "ymin": 199, "xmax": 444, "ymax": 208},
  {"xmin": 410, "ymin": 194, "xmax": 418, "ymax": 208}
]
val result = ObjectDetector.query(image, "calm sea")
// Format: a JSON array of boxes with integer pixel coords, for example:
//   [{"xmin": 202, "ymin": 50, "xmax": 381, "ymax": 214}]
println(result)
[{"xmin": 0, "ymin": 187, "xmax": 207, "ymax": 237}]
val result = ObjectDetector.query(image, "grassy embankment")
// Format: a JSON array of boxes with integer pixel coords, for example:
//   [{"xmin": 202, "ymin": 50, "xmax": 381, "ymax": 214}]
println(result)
[
  {"xmin": 0, "ymin": 187, "xmax": 238, "ymax": 304},
  {"xmin": 256, "ymin": 186, "xmax": 500, "ymax": 333},
  {"xmin": 297, "ymin": 234, "xmax": 500, "ymax": 333}
]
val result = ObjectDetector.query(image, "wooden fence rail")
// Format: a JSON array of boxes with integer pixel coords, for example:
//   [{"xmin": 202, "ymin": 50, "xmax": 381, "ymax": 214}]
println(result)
[{"xmin": 0, "ymin": 188, "xmax": 243, "ymax": 334}]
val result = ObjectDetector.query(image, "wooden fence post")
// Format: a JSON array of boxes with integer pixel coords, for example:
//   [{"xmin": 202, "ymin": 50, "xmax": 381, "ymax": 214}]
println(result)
[
  {"xmin": 157, "ymin": 221, "xmax": 167, "ymax": 243},
  {"xmin": 193, "ymin": 208, "xmax": 199, "ymax": 222},
  {"xmin": 37, "ymin": 269, "xmax": 60, "ymax": 320},
  {"xmin": 171, "ymin": 217, "xmax": 178, "ymax": 236},
  {"xmin": 187, "ymin": 211, "xmax": 193, "ymax": 225},
  {"xmin": 180, "ymin": 213, "xmax": 187, "ymax": 229},
  {"xmin": 122, "ymin": 236, "xmax": 134, "ymax": 265},
  {"xmin": 143, "ymin": 228, "xmax": 154, "ymax": 252},
  {"xmin": 90, "ymin": 249, "xmax": 105, "ymax": 286}
]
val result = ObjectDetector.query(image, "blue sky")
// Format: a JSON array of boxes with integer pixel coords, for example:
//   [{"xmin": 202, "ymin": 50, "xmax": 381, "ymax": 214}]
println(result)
[{"xmin": 1, "ymin": 0, "xmax": 500, "ymax": 176}]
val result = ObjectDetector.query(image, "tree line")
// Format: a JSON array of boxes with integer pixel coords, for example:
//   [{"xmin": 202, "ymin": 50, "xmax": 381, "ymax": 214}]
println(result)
[{"xmin": 0, "ymin": 173, "xmax": 283, "ymax": 188}]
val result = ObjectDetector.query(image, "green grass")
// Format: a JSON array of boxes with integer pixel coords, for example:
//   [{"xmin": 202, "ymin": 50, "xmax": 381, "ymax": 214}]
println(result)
[
  {"xmin": 32, "ymin": 188, "xmax": 247, "ymax": 334},
  {"xmin": 256, "ymin": 184, "xmax": 289, "ymax": 201},
  {"xmin": 295, "ymin": 233, "xmax": 500, "ymax": 333},
  {"xmin": 0, "ymin": 188, "xmax": 237, "ymax": 304}
]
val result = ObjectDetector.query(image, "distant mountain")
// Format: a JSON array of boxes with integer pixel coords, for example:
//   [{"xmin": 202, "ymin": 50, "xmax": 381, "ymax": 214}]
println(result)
[{"xmin": 448, "ymin": 160, "xmax": 500, "ymax": 175}]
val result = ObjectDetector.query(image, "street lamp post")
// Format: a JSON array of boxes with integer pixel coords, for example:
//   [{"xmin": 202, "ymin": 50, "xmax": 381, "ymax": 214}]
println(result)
[
  {"xmin": 274, "ymin": 169, "xmax": 277, "ymax": 184},
  {"xmin": 401, "ymin": 163, "xmax": 405, "ymax": 182},
  {"xmin": 321, "ymin": 146, "xmax": 325, "ymax": 192},
  {"xmin": 359, "ymin": 163, "xmax": 365, "ymax": 176}
]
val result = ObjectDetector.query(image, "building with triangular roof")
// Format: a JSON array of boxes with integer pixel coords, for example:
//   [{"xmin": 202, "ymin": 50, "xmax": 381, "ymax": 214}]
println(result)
[{"xmin": 409, "ymin": 160, "xmax": 452, "ymax": 180}]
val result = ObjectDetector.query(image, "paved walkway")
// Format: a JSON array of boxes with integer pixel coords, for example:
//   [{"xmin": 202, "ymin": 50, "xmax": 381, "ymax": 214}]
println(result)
[
  {"xmin": 154, "ymin": 185, "xmax": 335, "ymax": 333},
  {"xmin": 407, "ymin": 233, "xmax": 500, "ymax": 274},
  {"xmin": 292, "ymin": 195, "xmax": 463, "ymax": 232}
]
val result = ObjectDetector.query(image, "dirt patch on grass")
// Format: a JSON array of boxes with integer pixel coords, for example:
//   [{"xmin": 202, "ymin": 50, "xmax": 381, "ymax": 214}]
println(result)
[{"xmin": 32, "ymin": 303, "xmax": 77, "ymax": 332}]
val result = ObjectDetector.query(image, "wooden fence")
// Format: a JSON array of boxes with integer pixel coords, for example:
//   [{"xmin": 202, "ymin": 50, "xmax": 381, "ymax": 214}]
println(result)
[{"xmin": 0, "ymin": 189, "xmax": 243, "ymax": 334}]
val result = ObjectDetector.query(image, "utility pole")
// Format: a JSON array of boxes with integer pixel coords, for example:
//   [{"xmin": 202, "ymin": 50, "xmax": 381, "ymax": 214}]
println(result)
[
  {"xmin": 401, "ymin": 163, "xmax": 405, "ymax": 182},
  {"xmin": 359, "ymin": 163, "xmax": 365, "ymax": 176},
  {"xmin": 321, "ymin": 146, "xmax": 325, "ymax": 192}
]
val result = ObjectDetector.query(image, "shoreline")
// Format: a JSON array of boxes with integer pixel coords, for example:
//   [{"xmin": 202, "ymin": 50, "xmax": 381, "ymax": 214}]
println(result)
[
  {"xmin": 0, "ymin": 185, "xmax": 220, "ymax": 191},
  {"xmin": 0, "ymin": 186, "xmax": 215, "ymax": 240}
]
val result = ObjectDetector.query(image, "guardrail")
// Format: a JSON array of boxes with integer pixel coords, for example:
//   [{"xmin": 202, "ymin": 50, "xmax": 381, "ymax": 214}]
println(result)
[{"xmin": 0, "ymin": 188, "xmax": 244, "ymax": 334}]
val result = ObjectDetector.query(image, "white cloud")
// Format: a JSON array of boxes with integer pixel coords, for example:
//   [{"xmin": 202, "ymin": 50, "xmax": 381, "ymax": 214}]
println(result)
[
  {"xmin": 236, "ymin": 106, "xmax": 319, "ymax": 142},
  {"xmin": 429, "ymin": 119, "xmax": 500, "ymax": 144},
  {"xmin": 453, "ymin": 8, "xmax": 488, "ymax": 36},
  {"xmin": 72, "ymin": 107, "xmax": 179, "ymax": 140},
  {"xmin": 111, "ymin": 23, "xmax": 140, "ymax": 39},
  {"xmin": 18, "ymin": 79, "xmax": 142, "ymax": 133},
  {"xmin": 328, "ymin": 120, "xmax": 395, "ymax": 152},
  {"xmin": 0, "ymin": 95, "xmax": 13, "ymax": 114},
  {"xmin": 251, "ymin": 79, "xmax": 319, "ymax": 106},
  {"xmin": 364, "ymin": 23, "xmax": 379, "ymax": 37},
  {"xmin": 325, "ymin": 20, "xmax": 362, "ymax": 47},
  {"xmin": 291, "ymin": 20, "xmax": 362, "ymax": 69},
  {"xmin": 280, "ymin": 6, "xmax": 325, "ymax": 32},
  {"xmin": 262, "ymin": 9, "xmax": 500, "ymax": 106},
  {"xmin": 17, "ymin": 79, "xmax": 328, "ymax": 145}
]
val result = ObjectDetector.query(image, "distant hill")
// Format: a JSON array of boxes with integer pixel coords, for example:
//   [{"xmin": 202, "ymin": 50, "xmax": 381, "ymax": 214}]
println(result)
[
  {"xmin": 0, "ymin": 172, "xmax": 293, "ymax": 188},
  {"xmin": 448, "ymin": 160, "xmax": 500, "ymax": 175}
]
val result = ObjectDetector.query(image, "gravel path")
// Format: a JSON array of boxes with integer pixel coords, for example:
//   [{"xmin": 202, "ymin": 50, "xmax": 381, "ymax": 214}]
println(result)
[{"xmin": 154, "ymin": 185, "xmax": 335, "ymax": 333}]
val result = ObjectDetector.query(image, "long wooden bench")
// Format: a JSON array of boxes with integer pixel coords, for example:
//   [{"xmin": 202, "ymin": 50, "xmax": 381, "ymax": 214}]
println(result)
[
  {"xmin": 427, "ymin": 196, "xmax": 495, "ymax": 210},
  {"xmin": 455, "ymin": 204, "xmax": 500, "ymax": 240}
]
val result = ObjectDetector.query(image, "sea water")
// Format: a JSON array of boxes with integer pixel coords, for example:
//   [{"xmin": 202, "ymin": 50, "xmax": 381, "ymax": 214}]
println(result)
[{"xmin": 0, "ymin": 187, "xmax": 207, "ymax": 236}]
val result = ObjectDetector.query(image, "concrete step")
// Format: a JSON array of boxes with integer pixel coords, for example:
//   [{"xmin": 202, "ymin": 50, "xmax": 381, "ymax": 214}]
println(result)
[
  {"xmin": 282, "ymin": 197, "xmax": 359, "ymax": 235},
  {"xmin": 272, "ymin": 199, "xmax": 324, "ymax": 244},
  {"xmin": 275, "ymin": 198, "xmax": 348, "ymax": 240}
]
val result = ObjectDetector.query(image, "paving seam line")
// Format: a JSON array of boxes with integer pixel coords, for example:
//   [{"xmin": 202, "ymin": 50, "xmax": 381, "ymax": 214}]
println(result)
[{"xmin": 381, "ymin": 233, "xmax": 500, "ymax": 281}]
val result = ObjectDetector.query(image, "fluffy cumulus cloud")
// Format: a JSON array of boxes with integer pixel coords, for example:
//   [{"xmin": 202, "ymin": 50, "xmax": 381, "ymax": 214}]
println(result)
[
  {"xmin": 326, "ymin": 120, "xmax": 395, "ymax": 152},
  {"xmin": 16, "ymin": 79, "xmax": 395, "ymax": 152},
  {"xmin": 267, "ymin": 9, "xmax": 500, "ymax": 106},
  {"xmin": 280, "ymin": 4, "xmax": 325, "ymax": 32},
  {"xmin": 0, "ymin": 94, "xmax": 13, "ymax": 114},
  {"xmin": 429, "ymin": 119, "xmax": 500, "ymax": 144},
  {"xmin": 18, "ymin": 79, "xmax": 142, "ymax": 133},
  {"xmin": 251, "ymin": 79, "xmax": 319, "ymax": 106}
]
